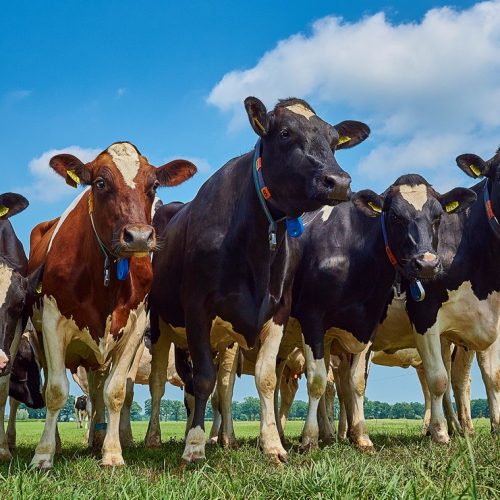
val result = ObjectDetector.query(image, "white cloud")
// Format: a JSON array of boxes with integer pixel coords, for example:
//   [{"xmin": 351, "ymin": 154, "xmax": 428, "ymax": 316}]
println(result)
[
  {"xmin": 27, "ymin": 146, "xmax": 101, "ymax": 202},
  {"xmin": 208, "ymin": 1, "xmax": 500, "ymax": 190},
  {"xmin": 117, "ymin": 87, "xmax": 127, "ymax": 98}
]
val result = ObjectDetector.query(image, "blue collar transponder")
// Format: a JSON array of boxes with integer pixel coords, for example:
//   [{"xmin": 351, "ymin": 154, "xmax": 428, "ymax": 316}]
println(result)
[
  {"xmin": 252, "ymin": 139, "xmax": 304, "ymax": 251},
  {"xmin": 483, "ymin": 181, "xmax": 500, "ymax": 240},
  {"xmin": 380, "ymin": 212, "xmax": 425, "ymax": 302}
]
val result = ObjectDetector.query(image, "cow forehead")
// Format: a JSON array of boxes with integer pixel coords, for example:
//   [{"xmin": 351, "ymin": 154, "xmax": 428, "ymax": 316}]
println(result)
[
  {"xmin": 397, "ymin": 184, "xmax": 428, "ymax": 211},
  {"xmin": 285, "ymin": 103, "xmax": 316, "ymax": 120},
  {"xmin": 106, "ymin": 143, "xmax": 141, "ymax": 189}
]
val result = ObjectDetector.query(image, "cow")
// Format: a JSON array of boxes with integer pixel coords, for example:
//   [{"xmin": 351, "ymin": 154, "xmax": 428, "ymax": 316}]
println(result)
[
  {"xmin": 372, "ymin": 147, "xmax": 500, "ymax": 443},
  {"xmin": 285, "ymin": 174, "xmax": 475, "ymax": 450},
  {"xmin": 0, "ymin": 193, "xmax": 44, "ymax": 460},
  {"xmin": 27, "ymin": 142, "xmax": 196, "ymax": 468},
  {"xmin": 75, "ymin": 395, "xmax": 89, "ymax": 429},
  {"xmin": 147, "ymin": 96, "xmax": 370, "ymax": 463}
]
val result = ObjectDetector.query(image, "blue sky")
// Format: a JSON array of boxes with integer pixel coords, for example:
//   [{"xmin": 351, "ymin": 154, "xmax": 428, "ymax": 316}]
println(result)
[{"xmin": 2, "ymin": 0, "xmax": 499, "ymax": 406}]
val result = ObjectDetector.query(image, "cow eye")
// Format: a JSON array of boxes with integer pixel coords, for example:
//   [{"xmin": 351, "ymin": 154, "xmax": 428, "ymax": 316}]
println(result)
[
  {"xmin": 279, "ymin": 129, "xmax": 290, "ymax": 139},
  {"xmin": 95, "ymin": 178, "xmax": 106, "ymax": 190},
  {"xmin": 153, "ymin": 180, "xmax": 160, "ymax": 192}
]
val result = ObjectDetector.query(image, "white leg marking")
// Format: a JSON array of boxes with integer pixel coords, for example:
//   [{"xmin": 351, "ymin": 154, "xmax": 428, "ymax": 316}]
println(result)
[{"xmin": 182, "ymin": 426, "xmax": 206, "ymax": 462}]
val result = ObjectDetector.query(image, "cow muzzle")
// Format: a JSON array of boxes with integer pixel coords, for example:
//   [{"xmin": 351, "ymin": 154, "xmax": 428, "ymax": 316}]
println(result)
[
  {"xmin": 119, "ymin": 224, "xmax": 157, "ymax": 256},
  {"xmin": 321, "ymin": 172, "xmax": 352, "ymax": 204},
  {"xmin": 0, "ymin": 350, "xmax": 11, "ymax": 376},
  {"xmin": 410, "ymin": 252, "xmax": 442, "ymax": 280}
]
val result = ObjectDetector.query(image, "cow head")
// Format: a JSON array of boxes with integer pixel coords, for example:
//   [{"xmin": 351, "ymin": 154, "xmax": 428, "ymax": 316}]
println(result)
[
  {"xmin": 0, "ymin": 262, "xmax": 43, "ymax": 376},
  {"xmin": 244, "ymin": 97, "xmax": 370, "ymax": 216},
  {"xmin": 49, "ymin": 142, "xmax": 197, "ymax": 257},
  {"xmin": 353, "ymin": 174, "xmax": 476, "ymax": 281},
  {"xmin": 456, "ymin": 146, "xmax": 500, "ymax": 215},
  {"xmin": 0, "ymin": 193, "xmax": 29, "ymax": 220}
]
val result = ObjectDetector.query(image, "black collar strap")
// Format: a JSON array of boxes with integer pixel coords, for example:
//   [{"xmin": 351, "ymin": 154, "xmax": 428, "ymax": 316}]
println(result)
[
  {"xmin": 483, "ymin": 181, "xmax": 500, "ymax": 240},
  {"xmin": 252, "ymin": 139, "xmax": 304, "ymax": 251},
  {"xmin": 380, "ymin": 212, "xmax": 425, "ymax": 302},
  {"xmin": 88, "ymin": 191, "xmax": 129, "ymax": 286}
]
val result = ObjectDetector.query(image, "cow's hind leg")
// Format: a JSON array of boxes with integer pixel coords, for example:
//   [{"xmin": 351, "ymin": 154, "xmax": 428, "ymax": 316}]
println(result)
[
  {"xmin": 7, "ymin": 397, "xmax": 20, "ymax": 451},
  {"xmin": 88, "ymin": 367, "xmax": 108, "ymax": 450},
  {"xmin": 0, "ymin": 376, "xmax": 12, "ymax": 460},
  {"xmin": 416, "ymin": 365, "xmax": 432, "ymax": 435},
  {"xmin": 318, "ymin": 361, "xmax": 336, "ymax": 444},
  {"xmin": 451, "ymin": 346, "xmax": 474, "ymax": 435}
]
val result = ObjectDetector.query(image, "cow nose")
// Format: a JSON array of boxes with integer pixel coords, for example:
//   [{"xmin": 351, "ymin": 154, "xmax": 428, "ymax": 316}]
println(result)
[
  {"xmin": 323, "ymin": 173, "xmax": 352, "ymax": 201},
  {"xmin": 0, "ymin": 351, "xmax": 9, "ymax": 373},
  {"xmin": 121, "ymin": 224, "xmax": 156, "ymax": 254},
  {"xmin": 413, "ymin": 252, "xmax": 440, "ymax": 278}
]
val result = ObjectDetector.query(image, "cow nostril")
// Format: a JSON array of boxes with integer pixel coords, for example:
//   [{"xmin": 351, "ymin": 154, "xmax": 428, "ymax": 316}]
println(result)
[
  {"xmin": 124, "ymin": 230, "xmax": 134, "ymax": 244},
  {"xmin": 323, "ymin": 175, "xmax": 336, "ymax": 189}
]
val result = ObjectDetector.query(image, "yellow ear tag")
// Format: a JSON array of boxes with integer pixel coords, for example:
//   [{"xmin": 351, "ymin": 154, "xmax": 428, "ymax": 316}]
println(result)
[
  {"xmin": 35, "ymin": 283, "xmax": 42, "ymax": 294},
  {"xmin": 0, "ymin": 206, "xmax": 9, "ymax": 217},
  {"xmin": 445, "ymin": 201, "xmax": 459, "ymax": 213},
  {"xmin": 469, "ymin": 164, "xmax": 481, "ymax": 177},
  {"xmin": 368, "ymin": 201, "xmax": 382, "ymax": 213},
  {"xmin": 67, "ymin": 169, "xmax": 81, "ymax": 186},
  {"xmin": 253, "ymin": 117, "xmax": 266, "ymax": 134},
  {"xmin": 338, "ymin": 136, "xmax": 351, "ymax": 145}
]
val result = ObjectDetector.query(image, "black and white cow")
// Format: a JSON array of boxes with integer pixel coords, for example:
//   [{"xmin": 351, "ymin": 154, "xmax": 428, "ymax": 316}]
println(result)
[
  {"xmin": 74, "ymin": 395, "xmax": 89, "ymax": 429},
  {"xmin": 374, "ymin": 147, "xmax": 500, "ymax": 442},
  {"xmin": 148, "ymin": 96, "xmax": 370, "ymax": 463},
  {"xmin": 0, "ymin": 193, "xmax": 43, "ymax": 460},
  {"xmin": 285, "ymin": 174, "xmax": 475, "ymax": 449}
]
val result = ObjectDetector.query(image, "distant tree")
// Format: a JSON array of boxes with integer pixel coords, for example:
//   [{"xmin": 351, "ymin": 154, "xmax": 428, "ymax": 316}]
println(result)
[
  {"xmin": 144, "ymin": 398, "xmax": 152, "ymax": 417},
  {"xmin": 239, "ymin": 397, "xmax": 260, "ymax": 420},
  {"xmin": 17, "ymin": 408, "xmax": 29, "ymax": 420},
  {"xmin": 289, "ymin": 400, "xmax": 308, "ymax": 420},
  {"xmin": 130, "ymin": 401, "xmax": 143, "ymax": 421},
  {"xmin": 18, "ymin": 403, "xmax": 46, "ymax": 419},
  {"xmin": 58, "ymin": 395, "xmax": 75, "ymax": 422},
  {"xmin": 471, "ymin": 399, "xmax": 489, "ymax": 418}
]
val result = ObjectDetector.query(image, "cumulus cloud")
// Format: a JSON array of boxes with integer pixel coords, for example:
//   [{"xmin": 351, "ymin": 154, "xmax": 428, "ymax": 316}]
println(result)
[
  {"xmin": 27, "ymin": 146, "xmax": 101, "ymax": 202},
  {"xmin": 208, "ymin": 1, "xmax": 500, "ymax": 190}
]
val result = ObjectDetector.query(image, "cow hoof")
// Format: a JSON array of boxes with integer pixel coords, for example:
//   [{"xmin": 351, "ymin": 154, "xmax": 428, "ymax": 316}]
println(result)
[
  {"xmin": 0, "ymin": 448, "xmax": 12, "ymax": 461},
  {"xmin": 319, "ymin": 434, "xmax": 335, "ymax": 445},
  {"xmin": 30, "ymin": 454, "xmax": 53, "ymax": 470},
  {"xmin": 101, "ymin": 453, "xmax": 125, "ymax": 467},
  {"xmin": 208, "ymin": 436, "xmax": 218, "ymax": 446},
  {"xmin": 431, "ymin": 432, "xmax": 450, "ymax": 444},
  {"xmin": 144, "ymin": 434, "xmax": 162, "ymax": 449},
  {"xmin": 265, "ymin": 447, "xmax": 288, "ymax": 464},
  {"xmin": 299, "ymin": 438, "xmax": 319, "ymax": 453},
  {"xmin": 220, "ymin": 436, "xmax": 238, "ymax": 449},
  {"xmin": 354, "ymin": 437, "xmax": 374, "ymax": 451}
]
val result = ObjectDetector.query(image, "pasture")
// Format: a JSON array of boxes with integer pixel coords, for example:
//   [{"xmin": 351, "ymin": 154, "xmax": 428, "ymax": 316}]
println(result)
[{"xmin": 0, "ymin": 419, "xmax": 498, "ymax": 499}]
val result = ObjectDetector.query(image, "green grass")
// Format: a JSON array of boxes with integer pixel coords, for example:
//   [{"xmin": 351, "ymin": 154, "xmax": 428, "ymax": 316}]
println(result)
[{"xmin": 0, "ymin": 419, "xmax": 498, "ymax": 499}]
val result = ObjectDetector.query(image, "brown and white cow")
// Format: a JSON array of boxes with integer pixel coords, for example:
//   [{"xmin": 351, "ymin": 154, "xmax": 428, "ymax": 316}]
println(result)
[{"xmin": 27, "ymin": 142, "xmax": 196, "ymax": 468}]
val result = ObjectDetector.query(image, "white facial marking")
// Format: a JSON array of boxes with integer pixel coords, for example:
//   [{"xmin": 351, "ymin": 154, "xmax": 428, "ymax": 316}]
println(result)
[
  {"xmin": 0, "ymin": 263, "xmax": 13, "ymax": 306},
  {"xmin": 422, "ymin": 252, "xmax": 437, "ymax": 262},
  {"xmin": 48, "ymin": 187, "xmax": 90, "ymax": 252},
  {"xmin": 399, "ymin": 184, "xmax": 427, "ymax": 211},
  {"xmin": 107, "ymin": 143, "xmax": 140, "ymax": 189},
  {"xmin": 286, "ymin": 103, "xmax": 315, "ymax": 120}
]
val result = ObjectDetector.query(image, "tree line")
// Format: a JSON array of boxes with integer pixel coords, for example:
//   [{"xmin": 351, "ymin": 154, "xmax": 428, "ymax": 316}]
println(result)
[{"xmin": 15, "ymin": 396, "xmax": 491, "ymax": 422}]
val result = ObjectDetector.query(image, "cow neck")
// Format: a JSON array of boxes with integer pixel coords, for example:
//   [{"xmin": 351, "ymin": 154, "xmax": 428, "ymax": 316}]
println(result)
[
  {"xmin": 483, "ymin": 180, "xmax": 500, "ymax": 241},
  {"xmin": 380, "ymin": 212, "xmax": 425, "ymax": 302},
  {"xmin": 252, "ymin": 139, "xmax": 304, "ymax": 251},
  {"xmin": 88, "ymin": 191, "xmax": 129, "ymax": 287}
]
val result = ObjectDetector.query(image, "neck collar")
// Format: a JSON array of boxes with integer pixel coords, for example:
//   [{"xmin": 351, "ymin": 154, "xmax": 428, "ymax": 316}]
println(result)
[
  {"xmin": 88, "ymin": 191, "xmax": 129, "ymax": 286},
  {"xmin": 380, "ymin": 212, "xmax": 425, "ymax": 302},
  {"xmin": 252, "ymin": 139, "xmax": 304, "ymax": 251},
  {"xmin": 483, "ymin": 181, "xmax": 500, "ymax": 241}
]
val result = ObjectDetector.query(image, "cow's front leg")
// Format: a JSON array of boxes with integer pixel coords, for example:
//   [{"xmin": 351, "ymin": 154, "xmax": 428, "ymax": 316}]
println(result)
[
  {"xmin": 0, "ymin": 376, "xmax": 12, "ymax": 460},
  {"xmin": 182, "ymin": 313, "xmax": 215, "ymax": 463},
  {"xmin": 336, "ymin": 344, "xmax": 373, "ymax": 450},
  {"xmin": 88, "ymin": 367, "xmax": 108, "ymax": 449},
  {"xmin": 144, "ymin": 325, "xmax": 170, "ymax": 448},
  {"xmin": 415, "ymin": 365, "xmax": 432, "ymax": 435},
  {"xmin": 6, "ymin": 397, "xmax": 20, "ymax": 451},
  {"xmin": 208, "ymin": 385, "xmax": 221, "ymax": 444},
  {"xmin": 255, "ymin": 320, "xmax": 287, "ymax": 462},
  {"xmin": 476, "ymin": 335, "xmax": 500, "ymax": 434},
  {"xmin": 300, "ymin": 333, "xmax": 328, "ymax": 452},
  {"xmin": 215, "ymin": 343, "xmax": 238, "ymax": 448},
  {"xmin": 414, "ymin": 329, "xmax": 449, "ymax": 443},
  {"xmin": 450, "ymin": 345, "xmax": 475, "ymax": 435},
  {"xmin": 101, "ymin": 308, "xmax": 147, "ymax": 467}
]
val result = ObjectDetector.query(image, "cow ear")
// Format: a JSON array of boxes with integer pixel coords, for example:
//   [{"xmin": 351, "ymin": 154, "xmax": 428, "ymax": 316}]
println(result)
[
  {"xmin": 456, "ymin": 153, "xmax": 489, "ymax": 178},
  {"xmin": 439, "ymin": 187, "xmax": 477, "ymax": 214},
  {"xmin": 155, "ymin": 159, "xmax": 197, "ymax": 187},
  {"xmin": 244, "ymin": 97, "xmax": 269, "ymax": 137},
  {"xmin": 333, "ymin": 120, "xmax": 371, "ymax": 150},
  {"xmin": 49, "ymin": 154, "xmax": 93, "ymax": 187},
  {"xmin": 0, "ymin": 193, "xmax": 29, "ymax": 219},
  {"xmin": 24, "ymin": 264, "xmax": 45, "ymax": 298},
  {"xmin": 352, "ymin": 189, "xmax": 384, "ymax": 217}
]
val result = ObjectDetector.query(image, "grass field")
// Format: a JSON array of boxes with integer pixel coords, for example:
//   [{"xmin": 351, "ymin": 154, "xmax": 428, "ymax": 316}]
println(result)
[{"xmin": 0, "ymin": 419, "xmax": 498, "ymax": 499}]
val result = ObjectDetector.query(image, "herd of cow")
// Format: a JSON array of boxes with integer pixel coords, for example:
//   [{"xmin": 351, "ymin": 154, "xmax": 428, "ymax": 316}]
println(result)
[{"xmin": 0, "ymin": 96, "xmax": 499, "ymax": 469}]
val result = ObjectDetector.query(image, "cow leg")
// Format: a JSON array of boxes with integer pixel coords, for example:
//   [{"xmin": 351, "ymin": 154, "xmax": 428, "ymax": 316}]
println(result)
[
  {"xmin": 181, "ymin": 314, "xmax": 215, "ymax": 464},
  {"xmin": 415, "ymin": 365, "xmax": 432, "ymax": 435},
  {"xmin": 451, "ymin": 346, "xmax": 474, "ymax": 435},
  {"xmin": 144, "ymin": 331, "xmax": 170, "ymax": 448},
  {"xmin": 255, "ymin": 320, "xmax": 287, "ymax": 463},
  {"xmin": 336, "ymin": 345, "xmax": 373, "ymax": 450},
  {"xmin": 414, "ymin": 331, "xmax": 449, "ymax": 444},
  {"xmin": 0, "ymin": 376, "xmax": 12, "ymax": 460},
  {"xmin": 174, "ymin": 347, "xmax": 195, "ymax": 437},
  {"xmin": 7, "ymin": 397, "xmax": 20, "ymax": 451},
  {"xmin": 476, "ymin": 335, "xmax": 500, "ymax": 434},
  {"xmin": 31, "ymin": 306, "xmax": 69, "ymax": 469},
  {"xmin": 216, "ymin": 343, "xmax": 238, "ymax": 448},
  {"xmin": 318, "ymin": 358, "xmax": 336, "ymax": 444},
  {"xmin": 441, "ymin": 340, "xmax": 462, "ymax": 435},
  {"xmin": 88, "ymin": 367, "xmax": 108, "ymax": 450},
  {"xmin": 120, "ymin": 341, "xmax": 144, "ymax": 448},
  {"xmin": 279, "ymin": 371, "xmax": 299, "ymax": 436},
  {"xmin": 208, "ymin": 386, "xmax": 221, "ymax": 445},
  {"xmin": 332, "ymin": 359, "xmax": 348, "ymax": 440},
  {"xmin": 274, "ymin": 358, "xmax": 287, "ymax": 443}
]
